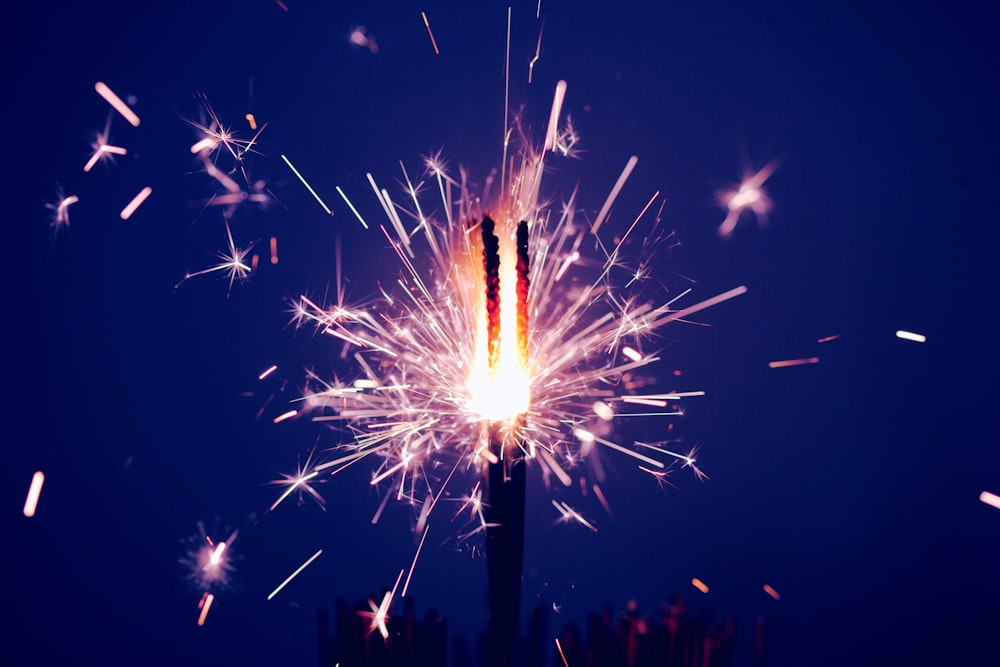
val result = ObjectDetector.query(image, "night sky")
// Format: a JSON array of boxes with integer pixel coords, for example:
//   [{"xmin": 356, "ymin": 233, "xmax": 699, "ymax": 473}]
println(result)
[{"xmin": 5, "ymin": 1, "xmax": 998, "ymax": 666}]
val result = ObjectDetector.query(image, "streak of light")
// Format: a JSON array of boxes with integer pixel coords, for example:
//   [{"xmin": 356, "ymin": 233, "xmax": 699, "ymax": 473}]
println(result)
[
  {"xmin": 267, "ymin": 549, "xmax": 323, "ymax": 600},
  {"xmin": 190, "ymin": 137, "xmax": 217, "ymax": 153},
  {"xmin": 575, "ymin": 429, "xmax": 664, "ymax": 469},
  {"xmin": 592, "ymin": 483, "xmax": 614, "ymax": 518},
  {"xmin": 555, "ymin": 638, "xmax": 570, "ymax": 667},
  {"xmin": 421, "ymin": 11, "xmax": 440, "ymax": 54},
  {"xmin": 119, "ymin": 186, "xmax": 152, "ymax": 220},
  {"xmin": 269, "ymin": 469, "xmax": 321, "ymax": 512},
  {"xmin": 251, "ymin": 254, "xmax": 259, "ymax": 272},
  {"xmin": 817, "ymin": 334, "xmax": 840, "ymax": 343},
  {"xmin": 621, "ymin": 397, "xmax": 666, "ymax": 408},
  {"xmin": 258, "ymin": 365, "xmax": 278, "ymax": 380},
  {"xmin": 538, "ymin": 448, "xmax": 573, "ymax": 487},
  {"xmin": 270, "ymin": 236, "xmax": 279, "ymax": 264},
  {"xmin": 401, "ymin": 523, "xmax": 430, "ymax": 597},
  {"xmin": 94, "ymin": 81, "xmax": 140, "ymax": 127},
  {"xmin": 83, "ymin": 144, "xmax": 127, "ymax": 172},
  {"xmin": 197, "ymin": 593, "xmax": 215, "ymax": 626},
  {"xmin": 896, "ymin": 330, "xmax": 926, "ymax": 343},
  {"xmin": 208, "ymin": 542, "xmax": 227, "ymax": 566},
  {"xmin": 691, "ymin": 578, "xmax": 709, "ymax": 594},
  {"xmin": 544, "ymin": 80, "xmax": 568, "ymax": 152},
  {"xmin": 272, "ymin": 409, "xmax": 298, "ymax": 424},
  {"xmin": 246, "ymin": 113, "xmax": 257, "ymax": 129},
  {"xmin": 763, "ymin": 584, "xmax": 781, "ymax": 600},
  {"xmin": 592, "ymin": 400, "xmax": 614, "ymax": 421},
  {"xmin": 528, "ymin": 22, "xmax": 544, "ymax": 83},
  {"xmin": 980, "ymin": 490, "xmax": 1000, "ymax": 510},
  {"xmin": 335, "ymin": 186, "xmax": 369, "ymax": 229},
  {"xmin": 768, "ymin": 357, "xmax": 820, "ymax": 369},
  {"xmin": 23, "ymin": 471, "xmax": 45, "ymax": 517},
  {"xmin": 551, "ymin": 500, "xmax": 597, "ymax": 531},
  {"xmin": 281, "ymin": 154, "xmax": 332, "ymax": 215},
  {"xmin": 592, "ymin": 155, "xmax": 638, "ymax": 234},
  {"xmin": 53, "ymin": 195, "xmax": 78, "ymax": 228}
]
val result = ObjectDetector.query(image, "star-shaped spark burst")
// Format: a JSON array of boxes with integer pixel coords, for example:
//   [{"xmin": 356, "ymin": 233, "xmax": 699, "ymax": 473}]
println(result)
[
  {"xmin": 176, "ymin": 221, "xmax": 252, "ymax": 295},
  {"xmin": 268, "ymin": 450, "xmax": 326, "ymax": 512},
  {"xmin": 716, "ymin": 158, "xmax": 780, "ymax": 237}
]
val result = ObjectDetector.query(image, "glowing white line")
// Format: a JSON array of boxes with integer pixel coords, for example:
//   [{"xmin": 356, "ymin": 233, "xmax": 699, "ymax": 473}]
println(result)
[
  {"xmin": 896, "ymin": 330, "xmax": 926, "ymax": 343},
  {"xmin": 544, "ymin": 80, "xmax": 567, "ymax": 152},
  {"xmin": 23, "ymin": 471, "xmax": 45, "ymax": 517},
  {"xmin": 267, "ymin": 549, "xmax": 323, "ymax": 600},
  {"xmin": 95, "ymin": 81, "xmax": 140, "ymax": 127},
  {"xmin": 421, "ymin": 11, "xmax": 440, "ymax": 54},
  {"xmin": 258, "ymin": 364, "xmax": 278, "ymax": 380},
  {"xmin": 622, "ymin": 346, "xmax": 642, "ymax": 362},
  {"xmin": 401, "ymin": 523, "xmax": 430, "ymax": 597},
  {"xmin": 768, "ymin": 357, "xmax": 820, "ymax": 369},
  {"xmin": 592, "ymin": 155, "xmax": 638, "ymax": 234},
  {"xmin": 980, "ymin": 491, "xmax": 1000, "ymax": 510},
  {"xmin": 272, "ymin": 409, "xmax": 298, "ymax": 424},
  {"xmin": 281, "ymin": 155, "xmax": 332, "ymax": 215},
  {"xmin": 335, "ymin": 186, "xmax": 369, "ymax": 229},
  {"xmin": 119, "ymin": 186, "xmax": 152, "ymax": 220}
]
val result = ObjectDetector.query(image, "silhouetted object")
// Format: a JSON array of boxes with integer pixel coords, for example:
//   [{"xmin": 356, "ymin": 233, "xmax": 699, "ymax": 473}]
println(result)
[
  {"xmin": 752, "ymin": 616, "xmax": 766, "ymax": 667},
  {"xmin": 318, "ymin": 606, "xmax": 335, "ymax": 667},
  {"xmin": 526, "ymin": 606, "xmax": 550, "ymax": 667}
]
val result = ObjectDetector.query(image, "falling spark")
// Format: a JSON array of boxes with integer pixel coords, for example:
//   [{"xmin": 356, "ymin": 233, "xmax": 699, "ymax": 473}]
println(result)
[
  {"xmin": 259, "ymin": 365, "xmax": 278, "ymax": 381},
  {"xmin": 23, "ymin": 471, "xmax": 45, "ymax": 517},
  {"xmin": 273, "ymin": 409, "xmax": 297, "ymax": 424},
  {"xmin": 817, "ymin": 334, "xmax": 840, "ymax": 344},
  {"xmin": 763, "ymin": 584, "xmax": 781, "ymax": 600},
  {"xmin": 267, "ymin": 549, "xmax": 323, "ymax": 600},
  {"xmin": 94, "ymin": 81, "xmax": 140, "ymax": 127},
  {"xmin": 592, "ymin": 155, "xmax": 638, "ymax": 234},
  {"xmin": 281, "ymin": 154, "xmax": 332, "ymax": 215},
  {"xmin": 691, "ymin": 578, "xmax": 709, "ymax": 594},
  {"xmin": 246, "ymin": 113, "xmax": 257, "ymax": 130},
  {"xmin": 717, "ymin": 159, "xmax": 780, "ymax": 237},
  {"xmin": 270, "ymin": 236, "xmax": 279, "ymax": 264},
  {"xmin": 555, "ymin": 638, "xmax": 570, "ymax": 667},
  {"xmin": 768, "ymin": 357, "xmax": 820, "ymax": 369},
  {"xmin": 119, "ymin": 186, "xmax": 152, "ymax": 220},
  {"xmin": 980, "ymin": 491, "xmax": 1000, "ymax": 511},
  {"xmin": 896, "ymin": 330, "xmax": 926, "ymax": 343},
  {"xmin": 421, "ymin": 11, "xmax": 440, "ymax": 54},
  {"xmin": 176, "ymin": 222, "xmax": 252, "ymax": 295},
  {"xmin": 197, "ymin": 593, "xmax": 215, "ymax": 626},
  {"xmin": 544, "ymin": 80, "xmax": 567, "ymax": 152},
  {"xmin": 335, "ymin": 186, "xmax": 369, "ymax": 229}
]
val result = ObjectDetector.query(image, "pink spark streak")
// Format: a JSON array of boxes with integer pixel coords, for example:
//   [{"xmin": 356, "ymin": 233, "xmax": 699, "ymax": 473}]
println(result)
[
  {"xmin": 768, "ymin": 357, "xmax": 820, "ymax": 369},
  {"xmin": 119, "ymin": 186, "xmax": 152, "ymax": 220},
  {"xmin": 23, "ymin": 471, "xmax": 45, "ymax": 517},
  {"xmin": 980, "ymin": 490, "xmax": 1000, "ymax": 510},
  {"xmin": 94, "ymin": 81, "xmax": 140, "ymax": 127}
]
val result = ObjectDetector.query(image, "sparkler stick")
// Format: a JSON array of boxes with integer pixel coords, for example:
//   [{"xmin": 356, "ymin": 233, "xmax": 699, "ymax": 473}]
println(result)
[{"xmin": 479, "ymin": 215, "xmax": 530, "ymax": 667}]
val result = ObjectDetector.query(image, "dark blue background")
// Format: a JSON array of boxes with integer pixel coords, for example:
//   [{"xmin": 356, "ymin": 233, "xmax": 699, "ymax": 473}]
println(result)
[{"xmin": 4, "ymin": 1, "xmax": 997, "ymax": 665}]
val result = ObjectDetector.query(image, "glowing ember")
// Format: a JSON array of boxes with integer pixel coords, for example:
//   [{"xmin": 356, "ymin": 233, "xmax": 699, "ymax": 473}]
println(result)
[{"xmin": 23, "ymin": 471, "xmax": 45, "ymax": 518}]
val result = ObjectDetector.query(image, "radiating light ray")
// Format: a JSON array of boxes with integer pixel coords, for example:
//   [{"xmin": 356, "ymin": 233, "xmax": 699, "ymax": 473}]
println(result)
[
  {"xmin": 592, "ymin": 155, "xmax": 638, "ymax": 234},
  {"xmin": 282, "ymin": 154, "xmax": 332, "ymax": 215},
  {"xmin": 95, "ymin": 81, "xmax": 140, "ymax": 127},
  {"xmin": 896, "ymin": 329, "xmax": 926, "ymax": 343},
  {"xmin": 421, "ymin": 11, "xmax": 440, "ymax": 54},
  {"xmin": 119, "ymin": 186, "xmax": 152, "ymax": 220},
  {"xmin": 768, "ymin": 357, "xmax": 820, "ymax": 369},
  {"xmin": 197, "ymin": 593, "xmax": 215, "ymax": 626},
  {"xmin": 980, "ymin": 490, "xmax": 1000, "ymax": 510},
  {"xmin": 336, "ymin": 186, "xmax": 370, "ymax": 229},
  {"xmin": 23, "ymin": 471, "xmax": 45, "ymax": 517},
  {"xmin": 267, "ymin": 549, "xmax": 323, "ymax": 600}
]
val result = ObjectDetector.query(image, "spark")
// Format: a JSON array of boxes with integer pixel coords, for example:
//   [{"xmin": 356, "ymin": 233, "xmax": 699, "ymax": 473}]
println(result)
[
  {"xmin": 555, "ymin": 638, "xmax": 570, "ymax": 667},
  {"xmin": 980, "ymin": 490, "xmax": 1000, "ymax": 510},
  {"xmin": 119, "ymin": 186, "xmax": 152, "ymax": 220},
  {"xmin": 335, "ymin": 186, "xmax": 370, "ymax": 229},
  {"xmin": 94, "ymin": 81, "xmax": 140, "ymax": 127},
  {"xmin": 717, "ymin": 159, "xmax": 780, "ymax": 237},
  {"xmin": 48, "ymin": 193, "xmax": 78, "ymax": 234},
  {"xmin": 552, "ymin": 499, "xmax": 598, "ymax": 532},
  {"xmin": 281, "ymin": 154, "xmax": 332, "ymax": 215},
  {"xmin": 272, "ymin": 409, "xmax": 298, "ymax": 424},
  {"xmin": 763, "ymin": 584, "xmax": 781, "ymax": 600},
  {"xmin": 817, "ymin": 334, "xmax": 840, "ymax": 343},
  {"xmin": 190, "ymin": 137, "xmax": 217, "ymax": 154},
  {"xmin": 768, "ymin": 357, "xmax": 820, "ymax": 369},
  {"xmin": 245, "ymin": 113, "xmax": 257, "ymax": 130},
  {"xmin": 259, "ymin": 364, "xmax": 278, "ymax": 380},
  {"xmin": 528, "ymin": 22, "xmax": 544, "ymax": 83},
  {"xmin": 544, "ymin": 80, "xmax": 568, "ymax": 152},
  {"xmin": 421, "ymin": 11, "xmax": 440, "ymax": 54},
  {"xmin": 267, "ymin": 549, "xmax": 323, "ymax": 600},
  {"xmin": 691, "ymin": 578, "xmax": 710, "ymax": 594},
  {"xmin": 270, "ymin": 236, "xmax": 279, "ymax": 264},
  {"xmin": 83, "ymin": 143, "xmax": 127, "ymax": 173},
  {"xmin": 177, "ymin": 222, "xmax": 252, "ymax": 295},
  {"xmin": 360, "ymin": 570, "xmax": 404, "ymax": 639},
  {"xmin": 401, "ymin": 523, "xmax": 430, "ymax": 597},
  {"xmin": 23, "ymin": 471, "xmax": 45, "ymax": 517},
  {"xmin": 196, "ymin": 593, "xmax": 215, "ymax": 626},
  {"xmin": 896, "ymin": 329, "xmax": 926, "ymax": 343},
  {"xmin": 180, "ymin": 523, "xmax": 238, "ymax": 592},
  {"xmin": 592, "ymin": 155, "xmax": 638, "ymax": 234}
]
